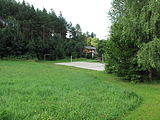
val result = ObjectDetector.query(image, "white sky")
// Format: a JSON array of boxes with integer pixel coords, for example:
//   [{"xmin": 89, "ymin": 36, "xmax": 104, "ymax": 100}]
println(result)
[{"xmin": 17, "ymin": 0, "xmax": 112, "ymax": 39}]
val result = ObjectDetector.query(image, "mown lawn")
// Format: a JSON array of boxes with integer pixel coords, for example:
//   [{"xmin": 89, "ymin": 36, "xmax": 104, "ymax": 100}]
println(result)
[{"xmin": 0, "ymin": 60, "xmax": 141, "ymax": 120}]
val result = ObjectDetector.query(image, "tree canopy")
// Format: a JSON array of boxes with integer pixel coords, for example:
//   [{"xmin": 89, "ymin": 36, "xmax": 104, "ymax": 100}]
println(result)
[
  {"xmin": 106, "ymin": 0, "xmax": 160, "ymax": 81},
  {"xmin": 0, "ymin": 0, "xmax": 96, "ymax": 60}
]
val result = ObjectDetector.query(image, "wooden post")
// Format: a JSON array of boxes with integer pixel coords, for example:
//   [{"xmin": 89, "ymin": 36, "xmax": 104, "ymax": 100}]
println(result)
[
  {"xmin": 71, "ymin": 55, "xmax": 72, "ymax": 62},
  {"xmin": 44, "ymin": 54, "xmax": 51, "ymax": 61},
  {"xmin": 44, "ymin": 54, "xmax": 46, "ymax": 61},
  {"xmin": 92, "ymin": 52, "xmax": 94, "ymax": 59},
  {"xmin": 102, "ymin": 54, "xmax": 104, "ymax": 63}
]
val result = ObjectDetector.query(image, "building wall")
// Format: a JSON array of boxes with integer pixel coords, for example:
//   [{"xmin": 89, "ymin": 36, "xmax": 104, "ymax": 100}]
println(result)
[{"xmin": 83, "ymin": 48, "xmax": 96, "ymax": 53}]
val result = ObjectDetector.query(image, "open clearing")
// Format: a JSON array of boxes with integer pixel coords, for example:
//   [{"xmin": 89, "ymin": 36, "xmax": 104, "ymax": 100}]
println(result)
[
  {"xmin": 55, "ymin": 62, "xmax": 105, "ymax": 71},
  {"xmin": 0, "ymin": 61, "xmax": 141, "ymax": 120}
]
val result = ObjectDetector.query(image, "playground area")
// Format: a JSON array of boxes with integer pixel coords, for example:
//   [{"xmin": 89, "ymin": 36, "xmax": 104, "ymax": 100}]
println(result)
[{"xmin": 55, "ymin": 62, "xmax": 105, "ymax": 71}]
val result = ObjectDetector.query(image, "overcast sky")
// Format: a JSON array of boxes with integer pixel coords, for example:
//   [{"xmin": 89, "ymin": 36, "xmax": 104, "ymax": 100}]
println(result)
[{"xmin": 17, "ymin": 0, "xmax": 112, "ymax": 39}]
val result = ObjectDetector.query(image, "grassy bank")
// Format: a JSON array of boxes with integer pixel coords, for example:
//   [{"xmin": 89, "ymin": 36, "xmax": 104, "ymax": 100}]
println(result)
[
  {"xmin": 79, "ymin": 68, "xmax": 160, "ymax": 120},
  {"xmin": 0, "ymin": 61, "xmax": 140, "ymax": 120}
]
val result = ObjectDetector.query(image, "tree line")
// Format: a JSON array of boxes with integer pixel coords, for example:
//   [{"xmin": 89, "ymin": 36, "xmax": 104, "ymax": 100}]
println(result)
[
  {"xmin": 0, "ymin": 0, "xmax": 100, "ymax": 60},
  {"xmin": 105, "ymin": 0, "xmax": 160, "ymax": 82}
]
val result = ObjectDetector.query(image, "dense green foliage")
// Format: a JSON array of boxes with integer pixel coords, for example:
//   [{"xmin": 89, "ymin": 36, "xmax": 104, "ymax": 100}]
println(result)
[
  {"xmin": 0, "ymin": 0, "xmax": 88, "ymax": 60},
  {"xmin": 97, "ymin": 40, "xmax": 107, "ymax": 56},
  {"xmin": 86, "ymin": 37, "xmax": 99, "ymax": 48},
  {"xmin": 106, "ymin": 0, "xmax": 160, "ymax": 81},
  {"xmin": 137, "ymin": 38, "xmax": 160, "ymax": 71},
  {"xmin": 0, "ymin": 61, "xmax": 141, "ymax": 120}
]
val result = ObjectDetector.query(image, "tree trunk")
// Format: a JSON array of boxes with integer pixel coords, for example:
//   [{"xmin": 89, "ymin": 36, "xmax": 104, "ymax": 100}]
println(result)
[{"xmin": 149, "ymin": 70, "xmax": 152, "ymax": 81}]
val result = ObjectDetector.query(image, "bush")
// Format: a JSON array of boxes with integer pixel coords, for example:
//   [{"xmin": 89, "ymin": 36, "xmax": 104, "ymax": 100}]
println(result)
[{"xmin": 2, "ymin": 54, "xmax": 38, "ymax": 61}]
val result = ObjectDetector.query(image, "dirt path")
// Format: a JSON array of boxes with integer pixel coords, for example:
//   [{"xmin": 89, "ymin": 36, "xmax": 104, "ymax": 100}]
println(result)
[{"xmin": 55, "ymin": 62, "xmax": 105, "ymax": 71}]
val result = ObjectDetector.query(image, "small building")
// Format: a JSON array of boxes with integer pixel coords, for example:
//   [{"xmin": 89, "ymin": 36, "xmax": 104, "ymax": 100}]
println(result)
[
  {"xmin": 83, "ymin": 46, "xmax": 96, "ymax": 53},
  {"xmin": 83, "ymin": 46, "xmax": 97, "ymax": 58}
]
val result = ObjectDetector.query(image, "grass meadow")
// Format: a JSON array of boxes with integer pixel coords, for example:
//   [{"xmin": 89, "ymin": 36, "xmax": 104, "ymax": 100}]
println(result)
[{"xmin": 0, "ymin": 60, "xmax": 141, "ymax": 120}]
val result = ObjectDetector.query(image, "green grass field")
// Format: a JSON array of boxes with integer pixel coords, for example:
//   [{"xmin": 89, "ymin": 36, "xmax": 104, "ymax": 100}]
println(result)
[
  {"xmin": 85, "ymin": 69, "xmax": 160, "ymax": 120},
  {"xmin": 0, "ymin": 60, "xmax": 141, "ymax": 120}
]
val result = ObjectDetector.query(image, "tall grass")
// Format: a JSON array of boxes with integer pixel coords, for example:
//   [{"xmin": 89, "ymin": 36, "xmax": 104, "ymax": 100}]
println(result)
[{"xmin": 0, "ymin": 61, "xmax": 141, "ymax": 120}]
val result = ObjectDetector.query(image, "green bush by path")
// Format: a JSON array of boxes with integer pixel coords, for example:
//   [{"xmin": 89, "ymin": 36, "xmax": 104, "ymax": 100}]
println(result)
[{"xmin": 0, "ymin": 61, "xmax": 141, "ymax": 120}]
